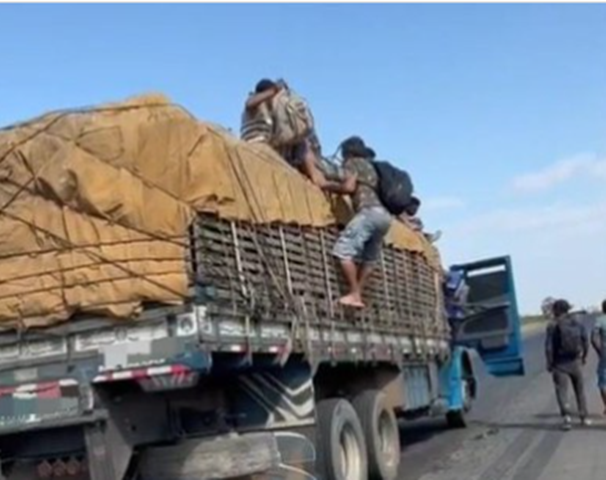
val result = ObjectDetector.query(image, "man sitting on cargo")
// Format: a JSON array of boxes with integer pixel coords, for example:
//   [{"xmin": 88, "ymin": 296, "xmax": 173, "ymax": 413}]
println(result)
[
  {"xmin": 399, "ymin": 197, "xmax": 442, "ymax": 243},
  {"xmin": 244, "ymin": 79, "xmax": 326, "ymax": 187},
  {"xmin": 400, "ymin": 196, "xmax": 423, "ymax": 232},
  {"xmin": 322, "ymin": 136, "xmax": 392, "ymax": 308}
]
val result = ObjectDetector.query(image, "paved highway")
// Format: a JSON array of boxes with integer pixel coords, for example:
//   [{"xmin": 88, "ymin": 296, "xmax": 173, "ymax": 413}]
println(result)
[{"xmin": 398, "ymin": 323, "xmax": 606, "ymax": 480}]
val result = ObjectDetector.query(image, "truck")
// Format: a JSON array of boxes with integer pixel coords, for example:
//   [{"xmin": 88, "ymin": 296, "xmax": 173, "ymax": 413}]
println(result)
[{"xmin": 0, "ymin": 99, "xmax": 525, "ymax": 480}]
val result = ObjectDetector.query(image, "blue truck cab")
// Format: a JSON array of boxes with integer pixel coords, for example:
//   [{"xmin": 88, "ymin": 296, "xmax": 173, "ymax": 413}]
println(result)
[{"xmin": 438, "ymin": 255, "xmax": 525, "ymax": 427}]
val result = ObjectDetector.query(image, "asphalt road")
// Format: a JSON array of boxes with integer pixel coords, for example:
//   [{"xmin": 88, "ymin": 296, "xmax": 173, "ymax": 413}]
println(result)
[{"xmin": 397, "ymin": 323, "xmax": 606, "ymax": 480}]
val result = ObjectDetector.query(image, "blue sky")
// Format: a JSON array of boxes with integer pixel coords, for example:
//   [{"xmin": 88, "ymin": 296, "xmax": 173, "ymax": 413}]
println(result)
[{"xmin": 2, "ymin": 4, "xmax": 606, "ymax": 313}]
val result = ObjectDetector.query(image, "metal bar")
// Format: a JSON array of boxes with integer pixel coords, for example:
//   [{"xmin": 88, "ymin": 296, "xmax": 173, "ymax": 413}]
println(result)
[
  {"xmin": 230, "ymin": 221, "xmax": 248, "ymax": 300},
  {"xmin": 279, "ymin": 226, "xmax": 294, "ymax": 296},
  {"xmin": 84, "ymin": 422, "xmax": 116, "ymax": 480},
  {"xmin": 380, "ymin": 250, "xmax": 391, "ymax": 328},
  {"xmin": 319, "ymin": 229, "xmax": 335, "ymax": 319},
  {"xmin": 231, "ymin": 221, "xmax": 253, "ymax": 360}
]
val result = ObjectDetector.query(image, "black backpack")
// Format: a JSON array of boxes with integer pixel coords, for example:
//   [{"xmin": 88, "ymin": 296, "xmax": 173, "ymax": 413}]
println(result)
[
  {"xmin": 372, "ymin": 161, "xmax": 414, "ymax": 216},
  {"xmin": 554, "ymin": 318, "xmax": 584, "ymax": 358}
]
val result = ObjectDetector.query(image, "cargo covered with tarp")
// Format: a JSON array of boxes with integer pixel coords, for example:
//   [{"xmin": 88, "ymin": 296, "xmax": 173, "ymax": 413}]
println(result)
[{"xmin": 0, "ymin": 94, "xmax": 443, "ymax": 330}]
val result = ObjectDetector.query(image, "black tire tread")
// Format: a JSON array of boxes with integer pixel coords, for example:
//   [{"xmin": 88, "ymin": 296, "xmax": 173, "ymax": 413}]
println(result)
[
  {"xmin": 316, "ymin": 398, "xmax": 368, "ymax": 480},
  {"xmin": 446, "ymin": 409, "xmax": 467, "ymax": 429},
  {"xmin": 352, "ymin": 390, "xmax": 400, "ymax": 480}
]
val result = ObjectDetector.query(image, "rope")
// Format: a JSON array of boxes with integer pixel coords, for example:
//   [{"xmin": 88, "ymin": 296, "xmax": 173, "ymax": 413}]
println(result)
[
  {"xmin": 0, "ymin": 209, "xmax": 188, "ymax": 300},
  {"xmin": 0, "ymin": 101, "xmax": 214, "ymax": 329},
  {"xmin": 223, "ymin": 146, "xmax": 293, "ymax": 305}
]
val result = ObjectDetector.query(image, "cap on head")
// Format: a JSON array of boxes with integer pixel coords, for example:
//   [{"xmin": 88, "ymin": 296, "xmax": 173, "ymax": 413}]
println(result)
[
  {"xmin": 255, "ymin": 79, "xmax": 277, "ymax": 93},
  {"xmin": 552, "ymin": 299, "xmax": 572, "ymax": 317},
  {"xmin": 340, "ymin": 136, "xmax": 368, "ymax": 158}
]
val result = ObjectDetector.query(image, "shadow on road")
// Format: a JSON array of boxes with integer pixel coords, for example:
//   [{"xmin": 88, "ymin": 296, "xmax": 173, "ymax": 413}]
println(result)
[
  {"xmin": 476, "ymin": 412, "xmax": 606, "ymax": 432},
  {"xmin": 533, "ymin": 413, "xmax": 566, "ymax": 420},
  {"xmin": 476, "ymin": 421, "xmax": 563, "ymax": 432},
  {"xmin": 533, "ymin": 412, "xmax": 603, "ymax": 420},
  {"xmin": 399, "ymin": 418, "xmax": 450, "ymax": 448}
]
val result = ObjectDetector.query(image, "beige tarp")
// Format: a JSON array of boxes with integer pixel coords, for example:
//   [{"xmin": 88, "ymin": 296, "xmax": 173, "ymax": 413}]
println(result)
[{"xmin": 0, "ymin": 94, "xmax": 441, "ymax": 329}]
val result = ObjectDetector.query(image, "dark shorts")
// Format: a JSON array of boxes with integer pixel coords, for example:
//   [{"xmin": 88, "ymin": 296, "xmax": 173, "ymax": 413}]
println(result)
[
  {"xmin": 597, "ymin": 358, "xmax": 606, "ymax": 389},
  {"xmin": 283, "ymin": 131, "xmax": 320, "ymax": 168},
  {"xmin": 288, "ymin": 139, "xmax": 309, "ymax": 168}
]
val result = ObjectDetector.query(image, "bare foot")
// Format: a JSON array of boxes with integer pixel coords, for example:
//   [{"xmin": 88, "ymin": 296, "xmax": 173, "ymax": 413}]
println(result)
[{"xmin": 338, "ymin": 294, "xmax": 365, "ymax": 309}]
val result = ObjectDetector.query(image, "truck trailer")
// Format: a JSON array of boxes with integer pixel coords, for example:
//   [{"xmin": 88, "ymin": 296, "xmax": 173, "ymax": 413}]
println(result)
[{"xmin": 0, "ymin": 97, "xmax": 525, "ymax": 480}]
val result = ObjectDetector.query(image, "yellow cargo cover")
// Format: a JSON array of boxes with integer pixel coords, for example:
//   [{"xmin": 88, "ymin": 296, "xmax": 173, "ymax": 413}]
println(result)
[{"xmin": 0, "ymin": 94, "xmax": 441, "ymax": 329}]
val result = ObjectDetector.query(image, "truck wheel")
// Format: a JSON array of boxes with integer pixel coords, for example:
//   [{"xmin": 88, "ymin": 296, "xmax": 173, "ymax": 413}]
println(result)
[
  {"xmin": 316, "ymin": 398, "xmax": 368, "ymax": 480},
  {"xmin": 352, "ymin": 390, "xmax": 400, "ymax": 480},
  {"xmin": 446, "ymin": 409, "xmax": 467, "ymax": 428}
]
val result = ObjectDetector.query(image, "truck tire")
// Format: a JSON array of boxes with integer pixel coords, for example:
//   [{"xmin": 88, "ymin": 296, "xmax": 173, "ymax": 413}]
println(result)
[
  {"xmin": 352, "ymin": 391, "xmax": 400, "ymax": 480},
  {"xmin": 446, "ymin": 409, "xmax": 467, "ymax": 429},
  {"xmin": 316, "ymin": 398, "xmax": 368, "ymax": 480},
  {"xmin": 446, "ymin": 378, "xmax": 473, "ymax": 429}
]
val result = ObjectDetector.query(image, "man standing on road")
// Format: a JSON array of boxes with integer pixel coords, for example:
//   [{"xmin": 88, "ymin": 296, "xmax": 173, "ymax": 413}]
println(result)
[
  {"xmin": 545, "ymin": 299, "xmax": 591, "ymax": 430},
  {"xmin": 591, "ymin": 300, "xmax": 606, "ymax": 415}
]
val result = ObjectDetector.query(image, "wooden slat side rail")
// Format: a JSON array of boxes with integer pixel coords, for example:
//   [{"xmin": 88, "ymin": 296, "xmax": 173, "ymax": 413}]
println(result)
[{"xmin": 193, "ymin": 214, "xmax": 449, "ymax": 340}]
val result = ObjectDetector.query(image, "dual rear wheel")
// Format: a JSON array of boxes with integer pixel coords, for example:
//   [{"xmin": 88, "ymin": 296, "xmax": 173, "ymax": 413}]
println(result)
[{"xmin": 316, "ymin": 391, "xmax": 400, "ymax": 480}]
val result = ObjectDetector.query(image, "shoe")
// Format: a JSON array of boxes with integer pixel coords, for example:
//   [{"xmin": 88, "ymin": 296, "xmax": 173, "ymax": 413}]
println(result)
[
  {"xmin": 562, "ymin": 415, "xmax": 572, "ymax": 431},
  {"xmin": 581, "ymin": 417, "xmax": 592, "ymax": 426}
]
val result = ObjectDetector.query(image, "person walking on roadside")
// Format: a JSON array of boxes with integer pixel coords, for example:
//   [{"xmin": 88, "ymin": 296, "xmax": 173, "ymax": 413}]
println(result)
[
  {"xmin": 545, "ymin": 299, "xmax": 590, "ymax": 430},
  {"xmin": 591, "ymin": 300, "xmax": 606, "ymax": 415}
]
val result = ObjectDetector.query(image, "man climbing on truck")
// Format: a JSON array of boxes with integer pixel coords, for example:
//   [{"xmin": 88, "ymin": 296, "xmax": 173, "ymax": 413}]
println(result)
[{"xmin": 324, "ymin": 136, "xmax": 392, "ymax": 308}]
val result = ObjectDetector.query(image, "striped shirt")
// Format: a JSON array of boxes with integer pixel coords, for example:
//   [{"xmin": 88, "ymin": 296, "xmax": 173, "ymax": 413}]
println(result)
[{"xmin": 240, "ymin": 102, "xmax": 272, "ymax": 143}]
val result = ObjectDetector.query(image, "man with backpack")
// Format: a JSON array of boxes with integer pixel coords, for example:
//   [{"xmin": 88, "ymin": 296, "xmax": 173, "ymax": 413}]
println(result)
[
  {"xmin": 545, "ymin": 299, "xmax": 590, "ymax": 429},
  {"xmin": 323, "ymin": 136, "xmax": 392, "ymax": 308},
  {"xmin": 242, "ymin": 78, "xmax": 326, "ymax": 187}
]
